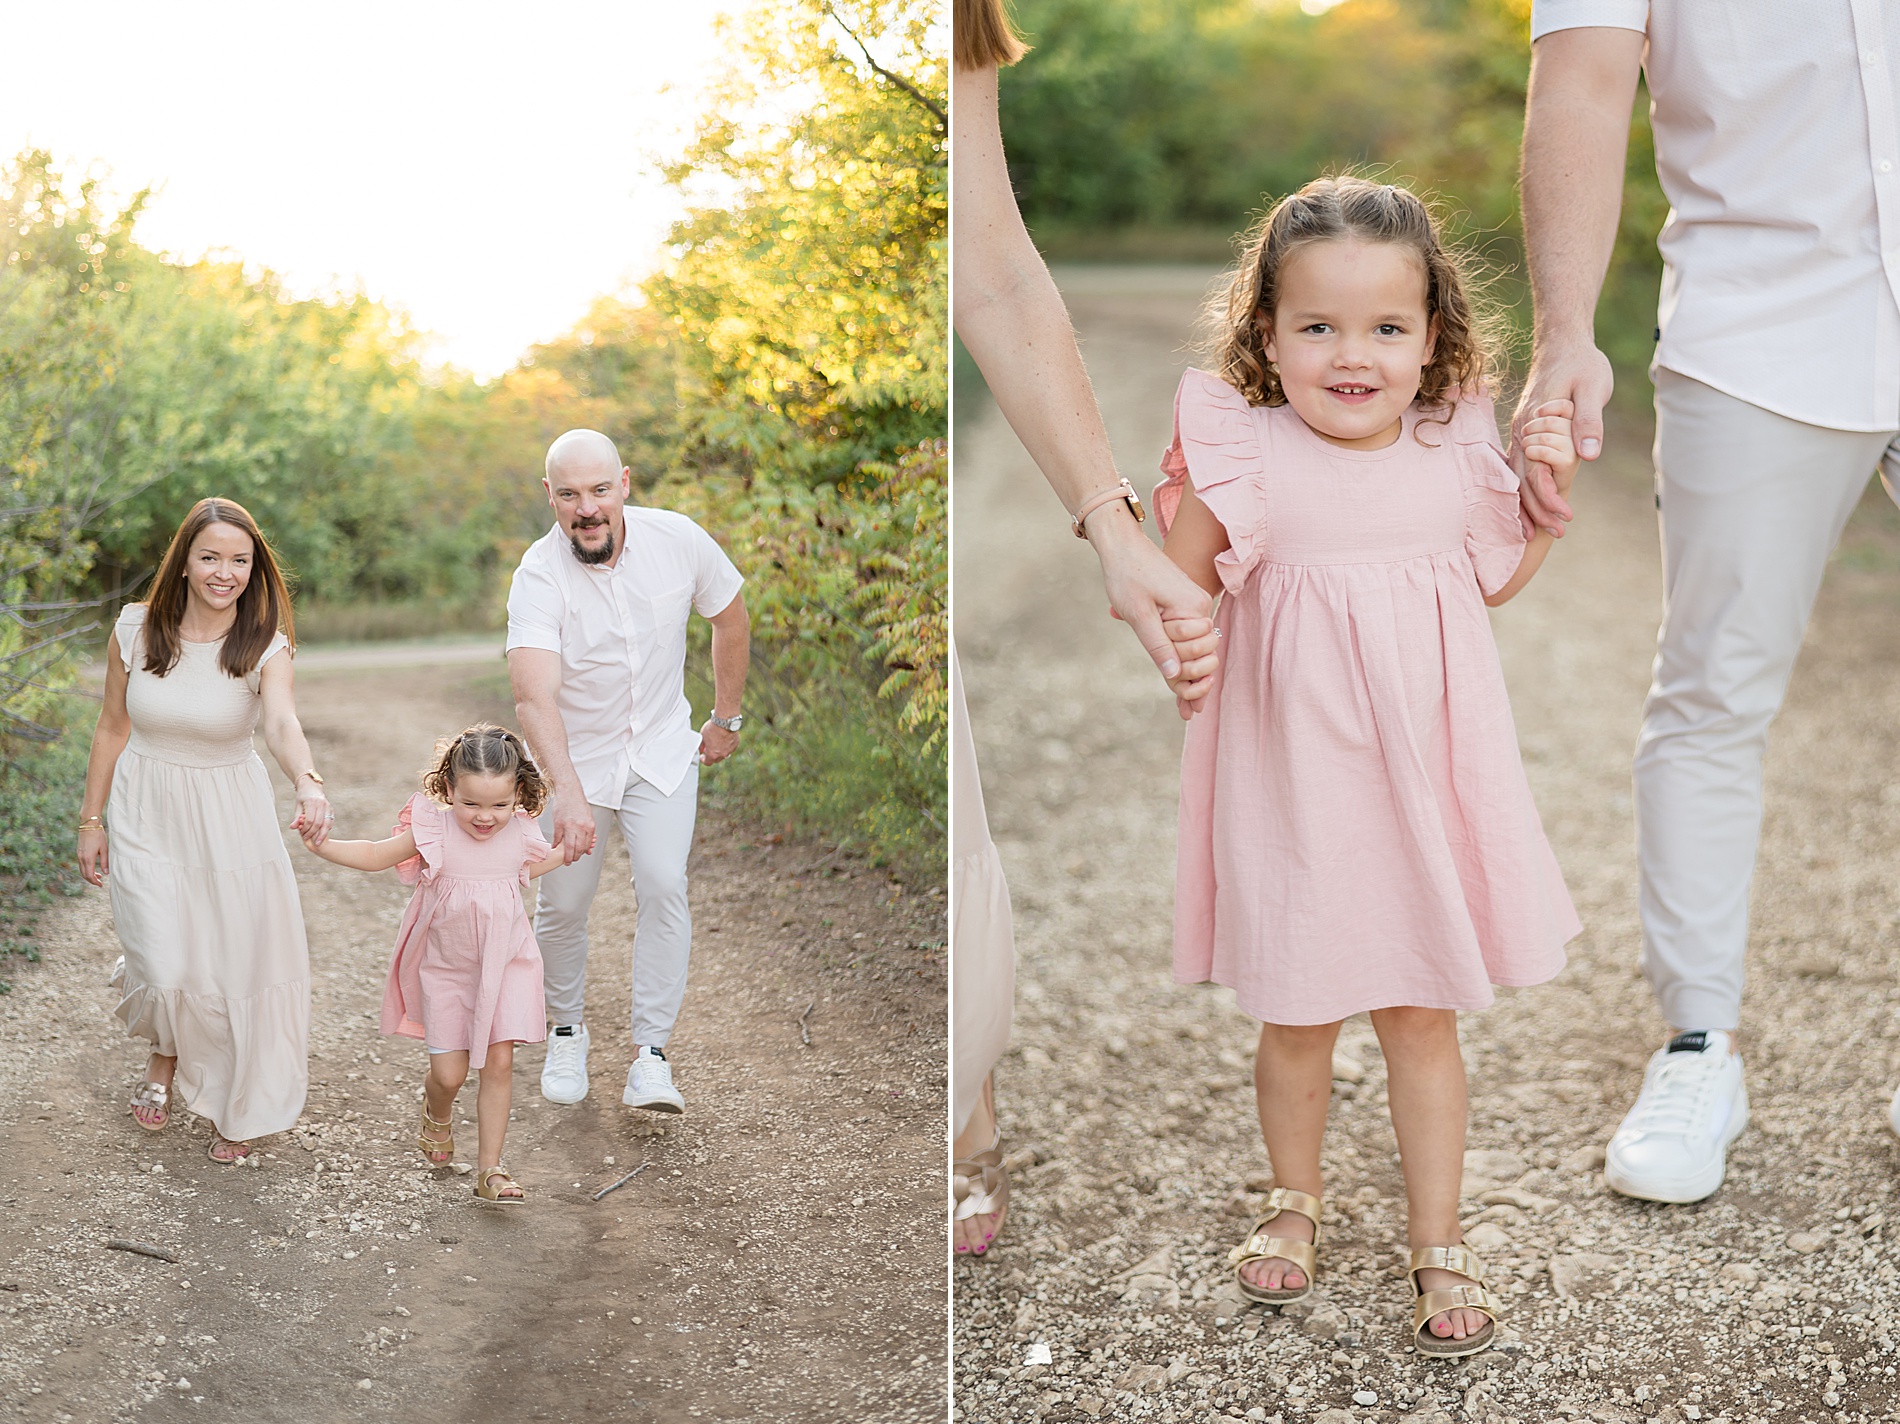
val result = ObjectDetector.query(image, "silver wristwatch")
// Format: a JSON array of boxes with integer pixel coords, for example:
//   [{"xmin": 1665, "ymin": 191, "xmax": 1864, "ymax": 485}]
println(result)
[{"xmin": 710, "ymin": 712, "xmax": 745, "ymax": 732}]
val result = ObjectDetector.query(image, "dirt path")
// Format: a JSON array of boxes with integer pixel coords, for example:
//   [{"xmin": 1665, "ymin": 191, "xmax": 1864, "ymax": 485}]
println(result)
[
  {"xmin": 0, "ymin": 652, "xmax": 946, "ymax": 1423},
  {"xmin": 954, "ymin": 267, "xmax": 1900, "ymax": 1423}
]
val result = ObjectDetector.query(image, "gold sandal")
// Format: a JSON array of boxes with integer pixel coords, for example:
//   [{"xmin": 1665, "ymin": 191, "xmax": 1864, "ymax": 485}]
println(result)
[
  {"xmin": 952, "ymin": 1137, "xmax": 1010, "ymax": 1257},
  {"xmin": 1230, "ymin": 1186, "xmax": 1322, "ymax": 1304},
  {"xmin": 474, "ymin": 1166, "xmax": 525, "ymax": 1204},
  {"xmin": 1408, "ymin": 1244, "xmax": 1502, "ymax": 1358},
  {"xmin": 417, "ymin": 1106, "xmax": 454, "ymax": 1166},
  {"xmin": 130, "ymin": 1081, "xmax": 170, "ymax": 1132},
  {"xmin": 206, "ymin": 1133, "xmax": 251, "ymax": 1165}
]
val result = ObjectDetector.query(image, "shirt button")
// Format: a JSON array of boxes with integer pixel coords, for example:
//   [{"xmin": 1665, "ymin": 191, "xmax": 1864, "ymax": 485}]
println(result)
[{"xmin": 1885, "ymin": 161, "xmax": 1896, "ymax": 174}]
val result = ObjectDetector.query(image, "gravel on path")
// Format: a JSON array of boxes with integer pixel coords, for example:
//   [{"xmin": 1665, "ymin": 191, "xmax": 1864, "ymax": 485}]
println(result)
[
  {"xmin": 0, "ymin": 656, "xmax": 947, "ymax": 1422},
  {"xmin": 954, "ymin": 266, "xmax": 1900, "ymax": 1424}
]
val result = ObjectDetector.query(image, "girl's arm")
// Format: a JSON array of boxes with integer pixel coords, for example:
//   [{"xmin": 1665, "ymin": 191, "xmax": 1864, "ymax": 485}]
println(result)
[
  {"xmin": 257, "ymin": 651, "xmax": 333, "ymax": 847},
  {"xmin": 1484, "ymin": 401, "xmax": 1580, "ymax": 607},
  {"xmin": 526, "ymin": 851, "xmax": 566, "ymax": 881},
  {"xmin": 1161, "ymin": 484, "xmax": 1232, "ymax": 601},
  {"xmin": 306, "ymin": 828, "xmax": 419, "ymax": 873},
  {"xmin": 75, "ymin": 633, "xmax": 133, "ymax": 887}
]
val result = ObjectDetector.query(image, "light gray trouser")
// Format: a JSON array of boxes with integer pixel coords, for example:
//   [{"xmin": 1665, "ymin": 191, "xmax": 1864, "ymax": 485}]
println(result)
[
  {"xmin": 535, "ymin": 763, "xmax": 698, "ymax": 1048},
  {"xmin": 1636, "ymin": 370, "xmax": 1899, "ymax": 1030}
]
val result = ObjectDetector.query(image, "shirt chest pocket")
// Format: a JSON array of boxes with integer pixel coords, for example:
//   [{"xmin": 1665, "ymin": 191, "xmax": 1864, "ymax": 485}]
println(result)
[{"xmin": 626, "ymin": 580, "xmax": 695, "ymax": 659}]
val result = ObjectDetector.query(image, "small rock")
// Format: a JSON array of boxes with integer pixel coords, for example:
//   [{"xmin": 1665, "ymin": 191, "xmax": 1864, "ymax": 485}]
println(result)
[
  {"xmin": 1548, "ymin": 1252, "xmax": 1619, "ymax": 1300},
  {"xmin": 1562, "ymin": 1144, "xmax": 1607, "ymax": 1173},
  {"xmin": 1787, "ymin": 1231, "xmax": 1825, "ymax": 1255},
  {"xmin": 1024, "ymin": 1342, "xmax": 1052, "ymax": 1366},
  {"xmin": 1823, "ymin": 1390, "xmax": 1843, "ymax": 1408},
  {"xmin": 1242, "ymin": 1170, "xmax": 1276, "ymax": 1193},
  {"xmin": 173, "ymin": 1380, "xmax": 190, "ymax": 1392},
  {"xmin": 1719, "ymin": 1262, "xmax": 1761, "ymax": 1286},
  {"xmin": 1354, "ymin": 1390, "xmax": 1379, "ymax": 1405},
  {"xmin": 1302, "ymin": 1305, "xmax": 1348, "ymax": 1341},
  {"xmin": 450, "ymin": 1162, "xmax": 473, "ymax": 1176},
  {"xmin": 1478, "ymin": 1186, "xmax": 1560, "ymax": 1213},
  {"xmin": 150, "ymin": 1164, "xmax": 166, "ymax": 1176},
  {"xmin": 1461, "ymin": 1149, "xmax": 1528, "ymax": 1196},
  {"xmin": 1076, "ymin": 1398, "xmax": 1106, "ymax": 1419},
  {"xmin": 1463, "ymin": 1222, "xmax": 1513, "ymax": 1254},
  {"xmin": 355, "ymin": 1379, "xmax": 373, "ymax": 1392},
  {"xmin": 1331, "ymin": 1053, "xmax": 1366, "ymax": 1084},
  {"xmin": 1165, "ymin": 1357, "xmax": 1190, "ymax": 1383},
  {"xmin": 1115, "ymin": 1364, "xmax": 1167, "ymax": 1393},
  {"xmin": 1313, "ymin": 1411, "xmax": 1356, "ymax": 1424}
]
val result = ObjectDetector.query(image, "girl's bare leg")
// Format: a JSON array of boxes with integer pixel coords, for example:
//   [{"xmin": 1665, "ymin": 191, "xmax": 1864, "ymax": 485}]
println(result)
[
  {"xmin": 476, "ymin": 1041, "xmax": 515, "ymax": 1171},
  {"xmin": 425, "ymin": 1051, "xmax": 468, "ymax": 1128},
  {"xmin": 952, "ymin": 1072, "xmax": 1003, "ymax": 1256},
  {"xmin": 1369, "ymin": 1006, "xmax": 1487, "ymax": 1341},
  {"xmin": 1246, "ymin": 1019, "xmax": 1341, "ymax": 1292}
]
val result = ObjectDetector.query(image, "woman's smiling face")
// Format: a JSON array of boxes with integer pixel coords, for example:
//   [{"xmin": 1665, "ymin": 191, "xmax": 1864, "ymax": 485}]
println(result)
[
  {"xmin": 183, "ymin": 520, "xmax": 254, "ymax": 622},
  {"xmin": 448, "ymin": 770, "xmax": 517, "ymax": 839},
  {"xmin": 1264, "ymin": 237, "xmax": 1438, "ymax": 450}
]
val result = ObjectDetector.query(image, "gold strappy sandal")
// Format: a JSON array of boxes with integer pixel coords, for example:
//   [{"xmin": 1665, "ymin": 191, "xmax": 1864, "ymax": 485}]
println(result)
[
  {"xmin": 417, "ymin": 1105, "xmax": 454, "ymax": 1166},
  {"xmin": 952, "ymin": 1138, "xmax": 1010, "ymax": 1257},
  {"xmin": 474, "ymin": 1166, "xmax": 525, "ymax": 1204},
  {"xmin": 1230, "ymin": 1185, "xmax": 1322, "ymax": 1304},
  {"xmin": 1408, "ymin": 1244, "xmax": 1502, "ymax": 1358}
]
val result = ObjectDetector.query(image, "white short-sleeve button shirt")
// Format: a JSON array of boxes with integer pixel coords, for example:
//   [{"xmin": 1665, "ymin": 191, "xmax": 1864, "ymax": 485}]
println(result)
[
  {"xmin": 506, "ymin": 506, "xmax": 745, "ymax": 807},
  {"xmin": 1532, "ymin": 0, "xmax": 1900, "ymax": 432}
]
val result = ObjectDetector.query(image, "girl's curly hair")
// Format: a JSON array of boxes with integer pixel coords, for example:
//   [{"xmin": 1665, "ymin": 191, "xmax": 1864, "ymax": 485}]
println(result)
[
  {"xmin": 420, "ymin": 723, "xmax": 550, "ymax": 817},
  {"xmin": 1205, "ymin": 174, "xmax": 1507, "ymax": 421}
]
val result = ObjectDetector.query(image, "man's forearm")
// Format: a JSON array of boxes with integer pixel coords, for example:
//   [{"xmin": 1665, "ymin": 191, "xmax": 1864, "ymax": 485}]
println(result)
[
  {"xmin": 1521, "ymin": 29, "xmax": 1645, "ymax": 346},
  {"xmin": 710, "ymin": 618, "xmax": 750, "ymax": 718},
  {"xmin": 515, "ymin": 692, "xmax": 584, "ymax": 796}
]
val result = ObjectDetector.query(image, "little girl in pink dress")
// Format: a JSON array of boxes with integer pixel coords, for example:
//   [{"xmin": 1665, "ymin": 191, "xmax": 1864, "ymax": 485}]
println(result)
[
  {"xmin": 309, "ymin": 723, "xmax": 561, "ymax": 1204},
  {"xmin": 1156, "ymin": 176, "xmax": 1582, "ymax": 1357}
]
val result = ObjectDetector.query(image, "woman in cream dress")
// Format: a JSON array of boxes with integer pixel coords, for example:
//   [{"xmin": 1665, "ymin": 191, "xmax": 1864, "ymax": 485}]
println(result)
[
  {"xmin": 75, "ymin": 497, "xmax": 332, "ymax": 1162},
  {"xmin": 951, "ymin": 0, "xmax": 1220, "ymax": 1255}
]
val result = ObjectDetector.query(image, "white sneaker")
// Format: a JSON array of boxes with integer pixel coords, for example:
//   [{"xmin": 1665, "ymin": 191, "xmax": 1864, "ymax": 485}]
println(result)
[
  {"xmin": 623, "ymin": 1046, "xmax": 685, "ymax": 1114},
  {"xmin": 540, "ymin": 1023, "xmax": 590, "ymax": 1104},
  {"xmin": 1604, "ymin": 1030, "xmax": 1748, "ymax": 1203}
]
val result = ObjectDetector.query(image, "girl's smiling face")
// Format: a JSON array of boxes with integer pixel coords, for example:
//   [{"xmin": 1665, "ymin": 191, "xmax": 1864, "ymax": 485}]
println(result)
[
  {"xmin": 1263, "ymin": 237, "xmax": 1438, "ymax": 450},
  {"xmin": 448, "ymin": 770, "xmax": 517, "ymax": 839},
  {"xmin": 183, "ymin": 521, "xmax": 254, "ymax": 622}
]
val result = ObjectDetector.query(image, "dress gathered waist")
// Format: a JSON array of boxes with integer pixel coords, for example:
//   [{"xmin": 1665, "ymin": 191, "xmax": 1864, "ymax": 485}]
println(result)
[
  {"xmin": 123, "ymin": 736, "xmax": 262, "ymax": 770},
  {"xmin": 1252, "ymin": 547, "xmax": 1472, "ymax": 571}
]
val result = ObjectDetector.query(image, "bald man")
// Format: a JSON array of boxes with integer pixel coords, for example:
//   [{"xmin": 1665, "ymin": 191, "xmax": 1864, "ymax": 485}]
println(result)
[{"xmin": 506, "ymin": 429, "xmax": 751, "ymax": 1112}]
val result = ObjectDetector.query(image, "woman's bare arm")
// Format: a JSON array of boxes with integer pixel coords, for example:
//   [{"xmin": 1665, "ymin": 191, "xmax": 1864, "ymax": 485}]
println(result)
[
  {"xmin": 257, "ymin": 652, "xmax": 333, "ymax": 846},
  {"xmin": 75, "ymin": 633, "xmax": 133, "ymax": 886}
]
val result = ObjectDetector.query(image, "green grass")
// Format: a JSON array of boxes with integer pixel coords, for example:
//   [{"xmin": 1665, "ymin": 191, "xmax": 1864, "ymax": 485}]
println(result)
[{"xmin": 0, "ymin": 696, "xmax": 94, "ymax": 992}]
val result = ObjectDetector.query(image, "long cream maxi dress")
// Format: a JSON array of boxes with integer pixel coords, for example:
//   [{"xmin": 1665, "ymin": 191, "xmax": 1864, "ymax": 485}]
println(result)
[
  {"xmin": 951, "ymin": 646, "xmax": 1014, "ymax": 1136},
  {"xmin": 108, "ymin": 604, "xmax": 310, "ymax": 1140}
]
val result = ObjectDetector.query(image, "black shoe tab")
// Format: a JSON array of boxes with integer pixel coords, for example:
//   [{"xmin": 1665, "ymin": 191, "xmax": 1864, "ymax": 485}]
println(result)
[
  {"xmin": 552, "ymin": 1024, "xmax": 579, "ymax": 1037},
  {"xmin": 1666, "ymin": 1031, "xmax": 1709, "ymax": 1054},
  {"xmin": 648, "ymin": 1046, "xmax": 668, "ymax": 1061}
]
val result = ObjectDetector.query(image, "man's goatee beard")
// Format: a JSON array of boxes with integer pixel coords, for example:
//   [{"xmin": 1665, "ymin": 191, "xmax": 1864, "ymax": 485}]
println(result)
[{"xmin": 570, "ymin": 527, "xmax": 615, "ymax": 565}]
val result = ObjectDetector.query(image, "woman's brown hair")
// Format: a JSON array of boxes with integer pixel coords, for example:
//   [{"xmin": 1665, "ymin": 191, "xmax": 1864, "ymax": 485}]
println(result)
[
  {"xmin": 955, "ymin": 0, "xmax": 1027, "ymax": 70},
  {"xmin": 141, "ymin": 497, "xmax": 296, "ymax": 679},
  {"xmin": 1205, "ymin": 174, "xmax": 1507, "ymax": 422},
  {"xmin": 421, "ymin": 724, "xmax": 550, "ymax": 818}
]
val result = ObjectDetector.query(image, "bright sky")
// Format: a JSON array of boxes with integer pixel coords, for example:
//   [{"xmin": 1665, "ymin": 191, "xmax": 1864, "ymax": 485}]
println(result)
[{"xmin": 0, "ymin": 1, "xmax": 733, "ymax": 377}]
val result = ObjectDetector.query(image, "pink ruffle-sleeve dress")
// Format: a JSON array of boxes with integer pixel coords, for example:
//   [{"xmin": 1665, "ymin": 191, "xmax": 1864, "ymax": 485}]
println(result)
[
  {"xmin": 1154, "ymin": 369, "xmax": 1580, "ymax": 1025},
  {"xmin": 380, "ymin": 793, "xmax": 550, "ymax": 1067}
]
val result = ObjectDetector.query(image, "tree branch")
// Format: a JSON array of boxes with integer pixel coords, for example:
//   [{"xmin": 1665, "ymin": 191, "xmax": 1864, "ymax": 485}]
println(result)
[{"xmin": 821, "ymin": 4, "xmax": 946, "ymax": 133}]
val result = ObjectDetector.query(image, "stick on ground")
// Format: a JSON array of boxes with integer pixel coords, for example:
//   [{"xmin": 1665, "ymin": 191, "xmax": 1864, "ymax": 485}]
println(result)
[
  {"xmin": 106, "ymin": 1238, "xmax": 180, "ymax": 1264},
  {"xmin": 799, "ymin": 997, "xmax": 816, "ymax": 1047},
  {"xmin": 592, "ymin": 1163, "xmax": 650, "ymax": 1201}
]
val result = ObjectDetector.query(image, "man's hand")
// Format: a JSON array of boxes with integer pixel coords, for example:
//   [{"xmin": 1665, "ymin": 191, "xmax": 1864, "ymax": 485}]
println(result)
[
  {"xmin": 1512, "ymin": 342, "xmax": 1612, "ymax": 536},
  {"xmin": 698, "ymin": 721, "xmax": 739, "ymax": 765},
  {"xmin": 548, "ymin": 787, "xmax": 597, "ymax": 866}
]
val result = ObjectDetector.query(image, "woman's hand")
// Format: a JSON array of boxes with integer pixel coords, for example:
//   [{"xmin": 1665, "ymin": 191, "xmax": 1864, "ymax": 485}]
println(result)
[
  {"xmin": 1092, "ymin": 512, "xmax": 1220, "ymax": 717},
  {"xmin": 292, "ymin": 781, "xmax": 333, "ymax": 848},
  {"xmin": 76, "ymin": 825, "xmax": 109, "ymax": 886}
]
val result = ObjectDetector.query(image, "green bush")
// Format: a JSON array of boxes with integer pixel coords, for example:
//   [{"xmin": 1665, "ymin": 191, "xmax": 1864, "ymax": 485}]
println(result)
[{"xmin": 0, "ymin": 696, "xmax": 91, "ymax": 992}]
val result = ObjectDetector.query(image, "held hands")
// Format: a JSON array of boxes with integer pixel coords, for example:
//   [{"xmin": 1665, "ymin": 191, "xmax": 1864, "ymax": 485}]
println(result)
[
  {"xmin": 1511, "ymin": 340, "xmax": 1612, "ymax": 535},
  {"xmin": 1516, "ymin": 399, "xmax": 1583, "ymax": 516},
  {"xmin": 290, "ymin": 783, "xmax": 333, "ymax": 849},
  {"xmin": 548, "ymin": 787, "xmax": 597, "ymax": 867},
  {"xmin": 697, "ymin": 721, "xmax": 739, "ymax": 766},
  {"xmin": 1093, "ymin": 516, "xmax": 1220, "ymax": 719}
]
